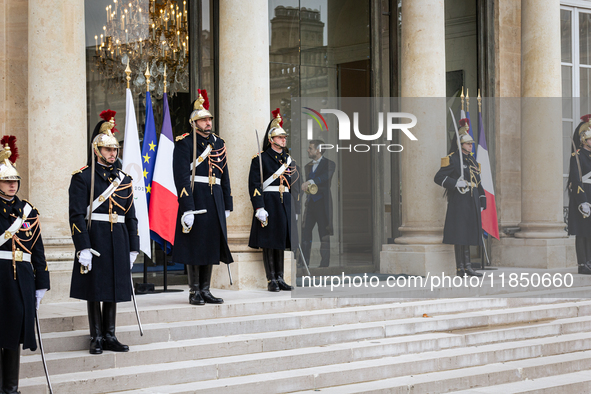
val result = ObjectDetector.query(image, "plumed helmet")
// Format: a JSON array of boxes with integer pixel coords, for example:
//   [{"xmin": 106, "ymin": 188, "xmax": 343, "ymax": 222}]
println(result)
[
  {"xmin": 0, "ymin": 136, "xmax": 20, "ymax": 181},
  {"xmin": 579, "ymin": 114, "xmax": 591, "ymax": 145},
  {"xmin": 92, "ymin": 110, "xmax": 120, "ymax": 163},
  {"xmin": 189, "ymin": 89, "xmax": 213, "ymax": 123},
  {"xmin": 262, "ymin": 108, "xmax": 287, "ymax": 151}
]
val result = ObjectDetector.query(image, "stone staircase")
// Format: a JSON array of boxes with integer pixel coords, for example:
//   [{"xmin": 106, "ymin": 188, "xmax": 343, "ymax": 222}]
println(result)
[{"xmin": 19, "ymin": 286, "xmax": 591, "ymax": 394}]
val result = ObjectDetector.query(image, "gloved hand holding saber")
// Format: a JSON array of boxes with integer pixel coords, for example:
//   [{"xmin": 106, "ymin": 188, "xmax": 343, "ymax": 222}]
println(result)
[
  {"xmin": 181, "ymin": 209, "xmax": 207, "ymax": 233},
  {"xmin": 255, "ymin": 129, "xmax": 268, "ymax": 227}
]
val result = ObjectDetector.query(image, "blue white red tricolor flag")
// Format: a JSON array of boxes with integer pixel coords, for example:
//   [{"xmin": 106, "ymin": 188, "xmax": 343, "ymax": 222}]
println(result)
[
  {"xmin": 149, "ymin": 92, "xmax": 178, "ymax": 251},
  {"xmin": 141, "ymin": 91, "xmax": 158, "ymax": 208},
  {"xmin": 476, "ymin": 111, "xmax": 499, "ymax": 239}
]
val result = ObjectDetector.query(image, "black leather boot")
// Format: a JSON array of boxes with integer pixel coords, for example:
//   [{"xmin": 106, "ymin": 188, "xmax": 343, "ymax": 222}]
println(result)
[
  {"xmin": 187, "ymin": 265, "xmax": 205, "ymax": 305},
  {"xmin": 199, "ymin": 265, "xmax": 224, "ymax": 304},
  {"xmin": 463, "ymin": 246, "xmax": 483, "ymax": 277},
  {"xmin": 87, "ymin": 301, "xmax": 103, "ymax": 355},
  {"xmin": 454, "ymin": 245, "xmax": 465, "ymax": 277},
  {"xmin": 579, "ymin": 261, "xmax": 591, "ymax": 275},
  {"xmin": 263, "ymin": 248, "xmax": 280, "ymax": 292},
  {"xmin": 274, "ymin": 249, "xmax": 292, "ymax": 291},
  {"xmin": 102, "ymin": 302, "xmax": 129, "ymax": 352},
  {"xmin": 1, "ymin": 347, "xmax": 21, "ymax": 394}
]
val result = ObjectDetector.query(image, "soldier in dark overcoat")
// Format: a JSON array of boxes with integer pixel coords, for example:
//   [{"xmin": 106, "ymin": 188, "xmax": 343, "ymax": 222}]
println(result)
[
  {"xmin": 248, "ymin": 109, "xmax": 300, "ymax": 291},
  {"xmin": 172, "ymin": 90, "xmax": 233, "ymax": 305},
  {"xmin": 568, "ymin": 114, "xmax": 591, "ymax": 274},
  {"xmin": 434, "ymin": 119, "xmax": 486, "ymax": 277},
  {"xmin": 69, "ymin": 110, "xmax": 139, "ymax": 354},
  {"xmin": 301, "ymin": 140, "xmax": 335, "ymax": 268},
  {"xmin": 0, "ymin": 138, "xmax": 49, "ymax": 394}
]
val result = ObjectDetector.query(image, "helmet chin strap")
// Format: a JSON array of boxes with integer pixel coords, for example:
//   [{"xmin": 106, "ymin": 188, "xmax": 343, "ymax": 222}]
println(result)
[{"xmin": 191, "ymin": 122, "xmax": 212, "ymax": 135}]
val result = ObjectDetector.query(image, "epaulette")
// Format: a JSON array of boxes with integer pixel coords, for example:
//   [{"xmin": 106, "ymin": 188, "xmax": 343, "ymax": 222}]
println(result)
[
  {"xmin": 176, "ymin": 133, "xmax": 189, "ymax": 142},
  {"xmin": 441, "ymin": 153, "xmax": 452, "ymax": 168},
  {"xmin": 119, "ymin": 169, "xmax": 133, "ymax": 181},
  {"xmin": 478, "ymin": 163, "xmax": 481, "ymax": 171},
  {"xmin": 573, "ymin": 149, "xmax": 580, "ymax": 157},
  {"xmin": 22, "ymin": 199, "xmax": 39, "ymax": 215},
  {"xmin": 252, "ymin": 153, "xmax": 259, "ymax": 160},
  {"xmin": 213, "ymin": 133, "xmax": 225, "ymax": 142},
  {"xmin": 72, "ymin": 165, "xmax": 88, "ymax": 175}
]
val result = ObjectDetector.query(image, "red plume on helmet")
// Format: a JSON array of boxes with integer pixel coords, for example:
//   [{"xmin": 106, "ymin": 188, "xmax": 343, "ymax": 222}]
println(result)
[
  {"xmin": 99, "ymin": 109, "xmax": 119, "ymax": 133},
  {"xmin": 271, "ymin": 108, "xmax": 283, "ymax": 127},
  {"xmin": 198, "ymin": 89, "xmax": 210, "ymax": 110},
  {"xmin": 581, "ymin": 114, "xmax": 591, "ymax": 123},
  {"xmin": 0, "ymin": 135, "xmax": 19, "ymax": 163},
  {"xmin": 459, "ymin": 118, "xmax": 470, "ymax": 128}
]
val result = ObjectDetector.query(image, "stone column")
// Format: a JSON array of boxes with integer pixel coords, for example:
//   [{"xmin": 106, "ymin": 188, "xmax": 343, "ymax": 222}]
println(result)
[
  {"xmin": 28, "ymin": 0, "xmax": 87, "ymax": 302},
  {"xmin": 496, "ymin": 0, "xmax": 573, "ymax": 268},
  {"xmin": 212, "ymin": 0, "xmax": 289, "ymax": 289},
  {"xmin": 380, "ymin": 0, "xmax": 454, "ymax": 276}
]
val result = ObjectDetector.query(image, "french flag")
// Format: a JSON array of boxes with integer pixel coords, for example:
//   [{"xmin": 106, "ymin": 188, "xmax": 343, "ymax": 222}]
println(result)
[
  {"xmin": 476, "ymin": 111, "xmax": 500, "ymax": 239},
  {"xmin": 149, "ymin": 92, "xmax": 178, "ymax": 251}
]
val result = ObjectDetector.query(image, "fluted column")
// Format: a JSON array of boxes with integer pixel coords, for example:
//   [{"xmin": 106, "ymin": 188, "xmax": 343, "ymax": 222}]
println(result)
[
  {"xmin": 218, "ymin": 0, "xmax": 270, "ymax": 234},
  {"xmin": 496, "ymin": 0, "xmax": 573, "ymax": 268},
  {"xmin": 518, "ymin": 0, "xmax": 564, "ymax": 238},
  {"xmin": 381, "ymin": 0, "xmax": 453, "ymax": 276},
  {"xmin": 213, "ymin": 0, "xmax": 278, "ymax": 289},
  {"xmin": 28, "ymin": 0, "xmax": 87, "ymax": 238}
]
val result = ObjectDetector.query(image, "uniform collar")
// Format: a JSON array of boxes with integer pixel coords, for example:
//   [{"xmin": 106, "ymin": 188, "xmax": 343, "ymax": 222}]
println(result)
[
  {"xmin": 96, "ymin": 161, "xmax": 117, "ymax": 181},
  {"xmin": 0, "ymin": 195, "xmax": 20, "ymax": 218}
]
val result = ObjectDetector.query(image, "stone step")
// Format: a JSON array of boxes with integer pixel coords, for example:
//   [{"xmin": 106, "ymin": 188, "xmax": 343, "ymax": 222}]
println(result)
[
  {"xmin": 27, "ymin": 298, "xmax": 591, "ymax": 357},
  {"xmin": 36, "ymin": 286, "xmax": 591, "ymax": 333},
  {"xmin": 96, "ymin": 348, "xmax": 591, "ymax": 394},
  {"xmin": 450, "ymin": 370, "xmax": 591, "ymax": 393},
  {"xmin": 19, "ymin": 313, "xmax": 591, "ymax": 380},
  {"xmin": 19, "ymin": 326, "xmax": 591, "ymax": 393}
]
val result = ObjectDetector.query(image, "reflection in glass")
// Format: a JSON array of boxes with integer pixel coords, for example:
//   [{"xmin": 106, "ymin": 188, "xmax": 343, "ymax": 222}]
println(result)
[
  {"xmin": 580, "ymin": 12, "xmax": 591, "ymax": 65},
  {"xmin": 580, "ymin": 67, "xmax": 591, "ymax": 115},
  {"xmin": 562, "ymin": 65, "xmax": 572, "ymax": 119},
  {"xmin": 561, "ymin": 9, "xmax": 572, "ymax": 64}
]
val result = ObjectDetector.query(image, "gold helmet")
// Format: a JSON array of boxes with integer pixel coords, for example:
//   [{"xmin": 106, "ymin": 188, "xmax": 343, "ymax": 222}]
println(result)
[
  {"xmin": 189, "ymin": 89, "xmax": 213, "ymax": 124},
  {"xmin": 0, "ymin": 136, "xmax": 20, "ymax": 181},
  {"xmin": 580, "ymin": 114, "xmax": 591, "ymax": 145},
  {"xmin": 93, "ymin": 110, "xmax": 120, "ymax": 162},
  {"xmin": 458, "ymin": 118, "xmax": 474, "ymax": 144},
  {"xmin": 268, "ymin": 108, "xmax": 287, "ymax": 139}
]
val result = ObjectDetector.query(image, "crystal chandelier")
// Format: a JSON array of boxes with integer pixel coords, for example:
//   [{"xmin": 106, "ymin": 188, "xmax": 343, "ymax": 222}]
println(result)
[{"xmin": 94, "ymin": 0, "xmax": 189, "ymax": 98}]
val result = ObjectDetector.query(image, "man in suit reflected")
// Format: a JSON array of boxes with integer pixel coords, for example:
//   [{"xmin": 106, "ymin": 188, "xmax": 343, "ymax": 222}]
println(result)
[{"xmin": 301, "ymin": 140, "xmax": 336, "ymax": 268}]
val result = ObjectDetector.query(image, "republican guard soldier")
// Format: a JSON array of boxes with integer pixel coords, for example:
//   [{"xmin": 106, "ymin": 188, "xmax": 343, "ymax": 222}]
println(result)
[
  {"xmin": 172, "ymin": 90, "xmax": 233, "ymax": 305},
  {"xmin": 568, "ymin": 114, "xmax": 591, "ymax": 274},
  {"xmin": 434, "ymin": 119, "xmax": 486, "ymax": 277},
  {"xmin": 69, "ymin": 110, "xmax": 139, "ymax": 354},
  {"xmin": 0, "ymin": 137, "xmax": 49, "ymax": 394},
  {"xmin": 248, "ymin": 109, "xmax": 299, "ymax": 291}
]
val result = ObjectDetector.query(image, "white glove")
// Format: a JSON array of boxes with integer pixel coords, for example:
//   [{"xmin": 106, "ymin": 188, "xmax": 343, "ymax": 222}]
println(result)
[
  {"xmin": 130, "ymin": 251, "xmax": 139, "ymax": 269},
  {"xmin": 255, "ymin": 208, "xmax": 269, "ymax": 223},
  {"xmin": 183, "ymin": 213, "xmax": 195, "ymax": 227},
  {"xmin": 35, "ymin": 289, "xmax": 47, "ymax": 310},
  {"xmin": 455, "ymin": 179, "xmax": 468, "ymax": 188},
  {"xmin": 225, "ymin": 210, "xmax": 230, "ymax": 219},
  {"xmin": 79, "ymin": 249, "xmax": 92, "ymax": 271},
  {"xmin": 581, "ymin": 202, "xmax": 591, "ymax": 216}
]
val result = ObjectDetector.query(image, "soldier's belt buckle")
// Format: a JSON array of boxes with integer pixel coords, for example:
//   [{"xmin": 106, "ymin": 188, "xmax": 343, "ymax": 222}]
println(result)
[
  {"xmin": 209, "ymin": 176, "xmax": 215, "ymax": 186},
  {"xmin": 279, "ymin": 184, "xmax": 285, "ymax": 193},
  {"xmin": 99, "ymin": 195, "xmax": 106, "ymax": 203},
  {"xmin": 109, "ymin": 213, "xmax": 119, "ymax": 224},
  {"xmin": 14, "ymin": 250, "xmax": 23, "ymax": 262},
  {"xmin": 4, "ymin": 230, "xmax": 12, "ymax": 240}
]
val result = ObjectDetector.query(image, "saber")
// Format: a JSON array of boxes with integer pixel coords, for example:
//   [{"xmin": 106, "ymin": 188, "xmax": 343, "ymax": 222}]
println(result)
[
  {"xmin": 448, "ymin": 108, "xmax": 469, "ymax": 194},
  {"xmin": 227, "ymin": 264, "xmax": 233, "ymax": 285},
  {"xmin": 297, "ymin": 243, "xmax": 311, "ymax": 276},
  {"xmin": 35, "ymin": 310, "xmax": 53, "ymax": 394},
  {"xmin": 255, "ymin": 129, "xmax": 268, "ymax": 227},
  {"xmin": 130, "ymin": 274, "xmax": 143, "ymax": 336}
]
